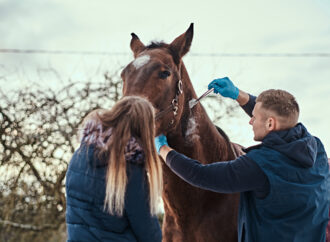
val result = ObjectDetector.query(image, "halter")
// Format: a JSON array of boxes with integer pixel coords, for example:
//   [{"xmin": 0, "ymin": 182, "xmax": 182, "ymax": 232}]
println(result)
[{"xmin": 155, "ymin": 80, "xmax": 183, "ymax": 127}]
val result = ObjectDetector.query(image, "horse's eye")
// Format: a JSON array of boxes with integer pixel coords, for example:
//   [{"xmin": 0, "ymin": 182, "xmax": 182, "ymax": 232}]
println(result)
[{"xmin": 159, "ymin": 70, "xmax": 171, "ymax": 79}]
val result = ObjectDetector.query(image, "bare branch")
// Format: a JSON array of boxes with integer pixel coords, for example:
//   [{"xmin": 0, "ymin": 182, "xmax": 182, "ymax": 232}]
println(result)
[
  {"xmin": 0, "ymin": 218, "xmax": 58, "ymax": 231},
  {"xmin": 0, "ymin": 69, "xmax": 123, "ymax": 239}
]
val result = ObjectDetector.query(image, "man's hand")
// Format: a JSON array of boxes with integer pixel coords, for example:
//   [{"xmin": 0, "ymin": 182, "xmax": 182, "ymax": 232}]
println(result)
[
  {"xmin": 208, "ymin": 77, "xmax": 239, "ymax": 100},
  {"xmin": 154, "ymin": 134, "xmax": 168, "ymax": 154}
]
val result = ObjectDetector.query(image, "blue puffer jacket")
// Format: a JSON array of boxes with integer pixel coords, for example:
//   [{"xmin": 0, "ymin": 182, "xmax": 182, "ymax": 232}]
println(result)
[
  {"xmin": 65, "ymin": 142, "xmax": 162, "ymax": 242},
  {"xmin": 240, "ymin": 123, "xmax": 330, "ymax": 242}
]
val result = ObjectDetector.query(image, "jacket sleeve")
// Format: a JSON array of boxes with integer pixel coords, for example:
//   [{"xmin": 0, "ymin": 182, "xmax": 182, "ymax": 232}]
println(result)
[
  {"xmin": 241, "ymin": 94, "xmax": 256, "ymax": 117},
  {"xmin": 125, "ymin": 163, "xmax": 162, "ymax": 242},
  {"xmin": 166, "ymin": 150, "xmax": 269, "ymax": 196}
]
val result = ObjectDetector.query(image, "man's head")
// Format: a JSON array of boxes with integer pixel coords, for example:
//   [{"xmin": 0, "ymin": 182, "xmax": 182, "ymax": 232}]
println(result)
[{"xmin": 249, "ymin": 89, "xmax": 299, "ymax": 141}]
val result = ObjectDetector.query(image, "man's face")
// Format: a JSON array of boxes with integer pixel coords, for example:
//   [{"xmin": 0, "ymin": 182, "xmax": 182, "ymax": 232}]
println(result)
[{"xmin": 249, "ymin": 102, "xmax": 270, "ymax": 141}]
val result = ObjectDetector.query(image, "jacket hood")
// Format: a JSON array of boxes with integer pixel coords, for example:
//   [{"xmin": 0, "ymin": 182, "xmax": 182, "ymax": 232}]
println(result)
[{"xmin": 262, "ymin": 123, "xmax": 317, "ymax": 168}]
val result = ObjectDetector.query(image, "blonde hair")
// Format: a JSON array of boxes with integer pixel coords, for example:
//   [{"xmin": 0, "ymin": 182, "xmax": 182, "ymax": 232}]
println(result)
[{"xmin": 80, "ymin": 96, "xmax": 162, "ymax": 216}]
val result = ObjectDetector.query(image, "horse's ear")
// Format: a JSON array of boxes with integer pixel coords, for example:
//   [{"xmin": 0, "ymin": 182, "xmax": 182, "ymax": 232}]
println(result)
[
  {"xmin": 130, "ymin": 33, "xmax": 145, "ymax": 58},
  {"xmin": 169, "ymin": 23, "xmax": 194, "ymax": 61}
]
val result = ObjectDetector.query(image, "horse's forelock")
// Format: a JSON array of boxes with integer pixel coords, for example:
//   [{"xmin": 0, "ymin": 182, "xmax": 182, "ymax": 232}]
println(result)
[{"xmin": 146, "ymin": 41, "xmax": 167, "ymax": 49}]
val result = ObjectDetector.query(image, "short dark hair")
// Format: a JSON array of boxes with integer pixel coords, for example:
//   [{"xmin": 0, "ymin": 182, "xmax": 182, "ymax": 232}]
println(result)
[{"xmin": 256, "ymin": 89, "xmax": 299, "ymax": 127}]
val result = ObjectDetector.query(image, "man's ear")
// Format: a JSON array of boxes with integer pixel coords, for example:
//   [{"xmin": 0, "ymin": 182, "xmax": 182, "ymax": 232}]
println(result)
[{"xmin": 266, "ymin": 117, "xmax": 277, "ymax": 131}]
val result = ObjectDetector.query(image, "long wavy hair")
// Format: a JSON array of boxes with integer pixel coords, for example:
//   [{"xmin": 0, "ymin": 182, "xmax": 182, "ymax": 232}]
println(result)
[{"xmin": 80, "ymin": 96, "xmax": 162, "ymax": 216}]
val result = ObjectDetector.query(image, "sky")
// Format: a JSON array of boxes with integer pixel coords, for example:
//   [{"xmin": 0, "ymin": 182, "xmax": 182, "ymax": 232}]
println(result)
[{"xmin": 1, "ymin": 0, "xmax": 330, "ymax": 152}]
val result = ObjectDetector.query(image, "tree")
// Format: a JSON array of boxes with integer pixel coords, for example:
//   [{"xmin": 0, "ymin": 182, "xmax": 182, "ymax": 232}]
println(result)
[{"xmin": 0, "ymin": 71, "xmax": 121, "ymax": 241}]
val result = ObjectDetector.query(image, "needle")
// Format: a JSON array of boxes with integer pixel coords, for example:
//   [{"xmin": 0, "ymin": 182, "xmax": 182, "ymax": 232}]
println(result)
[{"xmin": 188, "ymin": 88, "xmax": 214, "ymax": 109}]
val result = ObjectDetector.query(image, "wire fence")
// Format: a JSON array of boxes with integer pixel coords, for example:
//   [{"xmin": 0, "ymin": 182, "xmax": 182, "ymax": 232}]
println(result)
[{"xmin": 1, "ymin": 49, "xmax": 330, "ymax": 57}]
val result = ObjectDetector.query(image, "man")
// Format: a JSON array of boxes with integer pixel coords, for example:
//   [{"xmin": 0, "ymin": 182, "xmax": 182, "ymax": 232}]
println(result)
[{"xmin": 155, "ymin": 77, "xmax": 330, "ymax": 242}]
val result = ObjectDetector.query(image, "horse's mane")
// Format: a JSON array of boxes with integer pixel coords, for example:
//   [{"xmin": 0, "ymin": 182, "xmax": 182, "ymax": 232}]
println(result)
[
  {"xmin": 146, "ymin": 42, "xmax": 167, "ymax": 49},
  {"xmin": 215, "ymin": 125, "xmax": 231, "ymax": 144},
  {"xmin": 215, "ymin": 125, "xmax": 237, "ymax": 159}
]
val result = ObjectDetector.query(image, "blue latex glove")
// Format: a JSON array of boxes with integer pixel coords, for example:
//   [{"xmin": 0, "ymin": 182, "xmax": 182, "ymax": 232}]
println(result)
[
  {"xmin": 154, "ymin": 134, "xmax": 168, "ymax": 153},
  {"xmin": 208, "ymin": 77, "xmax": 239, "ymax": 99}
]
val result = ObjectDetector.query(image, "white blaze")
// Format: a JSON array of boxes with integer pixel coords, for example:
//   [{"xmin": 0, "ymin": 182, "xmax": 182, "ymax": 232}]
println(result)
[{"xmin": 132, "ymin": 55, "xmax": 150, "ymax": 69}]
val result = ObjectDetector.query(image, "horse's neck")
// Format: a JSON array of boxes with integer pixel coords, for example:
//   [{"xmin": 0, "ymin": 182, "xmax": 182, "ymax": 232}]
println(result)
[{"xmin": 167, "ymin": 68, "xmax": 234, "ymax": 164}]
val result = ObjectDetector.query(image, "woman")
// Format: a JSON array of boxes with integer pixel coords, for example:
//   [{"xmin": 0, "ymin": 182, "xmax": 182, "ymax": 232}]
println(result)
[{"xmin": 65, "ymin": 96, "xmax": 163, "ymax": 241}]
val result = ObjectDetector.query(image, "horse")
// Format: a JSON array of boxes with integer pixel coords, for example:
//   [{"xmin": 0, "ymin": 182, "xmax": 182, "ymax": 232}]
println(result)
[{"xmin": 121, "ymin": 23, "xmax": 240, "ymax": 241}]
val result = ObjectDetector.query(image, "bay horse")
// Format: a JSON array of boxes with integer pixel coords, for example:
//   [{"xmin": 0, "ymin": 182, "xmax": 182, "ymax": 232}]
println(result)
[{"xmin": 121, "ymin": 23, "xmax": 240, "ymax": 241}]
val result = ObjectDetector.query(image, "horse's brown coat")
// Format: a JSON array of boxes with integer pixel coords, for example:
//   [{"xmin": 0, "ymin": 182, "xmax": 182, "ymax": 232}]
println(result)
[{"xmin": 121, "ymin": 24, "xmax": 239, "ymax": 242}]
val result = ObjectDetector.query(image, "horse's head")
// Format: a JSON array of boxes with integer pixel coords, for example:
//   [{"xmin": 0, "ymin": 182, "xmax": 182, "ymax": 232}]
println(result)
[{"xmin": 121, "ymin": 24, "xmax": 195, "ymax": 135}]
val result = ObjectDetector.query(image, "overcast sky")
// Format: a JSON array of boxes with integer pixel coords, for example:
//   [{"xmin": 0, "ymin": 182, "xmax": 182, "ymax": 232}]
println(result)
[{"xmin": 1, "ymin": 0, "xmax": 330, "ymax": 152}]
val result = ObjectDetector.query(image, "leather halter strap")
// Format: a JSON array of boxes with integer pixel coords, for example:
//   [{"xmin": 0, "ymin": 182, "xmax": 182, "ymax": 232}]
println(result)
[{"xmin": 155, "ymin": 80, "xmax": 183, "ymax": 126}]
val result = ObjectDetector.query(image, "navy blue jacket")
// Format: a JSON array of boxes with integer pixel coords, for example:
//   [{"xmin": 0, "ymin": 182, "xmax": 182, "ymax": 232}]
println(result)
[
  {"xmin": 165, "ymin": 94, "xmax": 330, "ymax": 241},
  {"xmin": 65, "ymin": 143, "xmax": 161, "ymax": 242},
  {"xmin": 241, "ymin": 126, "xmax": 329, "ymax": 242}
]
